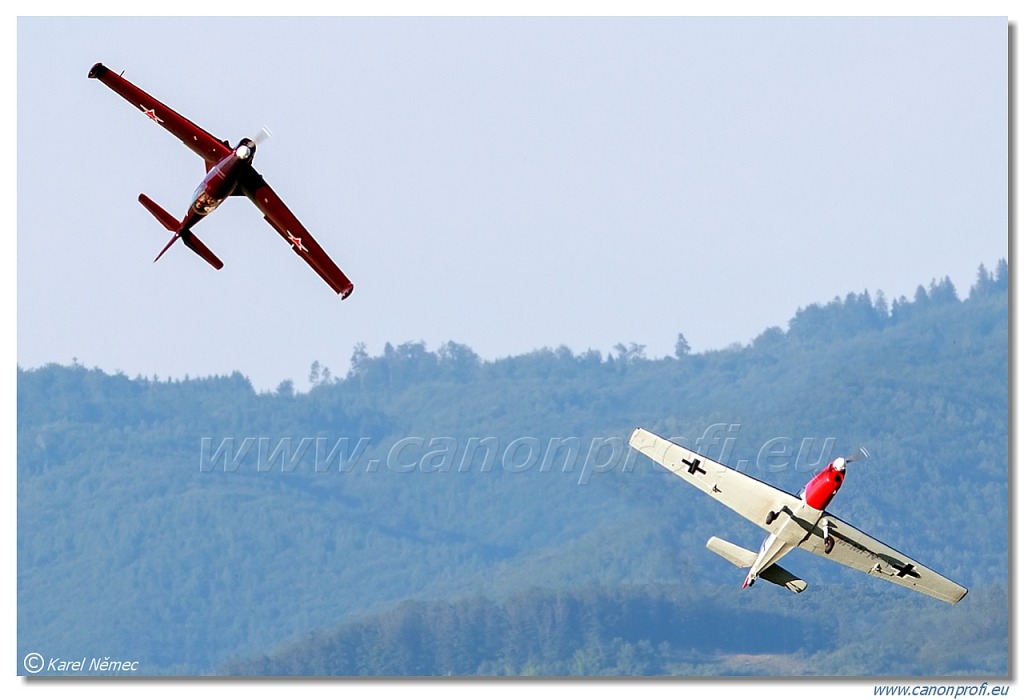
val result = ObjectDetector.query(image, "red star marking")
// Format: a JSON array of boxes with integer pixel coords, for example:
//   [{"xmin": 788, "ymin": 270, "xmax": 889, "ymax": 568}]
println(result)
[
  {"xmin": 287, "ymin": 232, "xmax": 309, "ymax": 253},
  {"xmin": 140, "ymin": 105, "xmax": 163, "ymax": 123}
]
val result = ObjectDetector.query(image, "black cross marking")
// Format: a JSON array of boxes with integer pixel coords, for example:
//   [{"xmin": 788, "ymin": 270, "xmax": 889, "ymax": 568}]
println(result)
[
  {"xmin": 895, "ymin": 562, "xmax": 916, "ymax": 578},
  {"xmin": 681, "ymin": 457, "xmax": 705, "ymax": 476}
]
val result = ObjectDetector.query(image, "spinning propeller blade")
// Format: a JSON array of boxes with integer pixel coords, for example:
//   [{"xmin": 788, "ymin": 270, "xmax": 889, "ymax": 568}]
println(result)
[{"xmin": 845, "ymin": 447, "xmax": 870, "ymax": 463}]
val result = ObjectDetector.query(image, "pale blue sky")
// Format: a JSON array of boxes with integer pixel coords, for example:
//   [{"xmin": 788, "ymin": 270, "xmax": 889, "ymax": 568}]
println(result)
[{"xmin": 17, "ymin": 15, "xmax": 1008, "ymax": 391}]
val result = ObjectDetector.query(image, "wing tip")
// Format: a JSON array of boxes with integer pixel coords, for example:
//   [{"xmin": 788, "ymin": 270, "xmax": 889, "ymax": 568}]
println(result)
[{"xmin": 628, "ymin": 426, "xmax": 649, "ymax": 449}]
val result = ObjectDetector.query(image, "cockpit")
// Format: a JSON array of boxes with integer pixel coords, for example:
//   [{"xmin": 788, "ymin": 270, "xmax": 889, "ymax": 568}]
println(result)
[{"xmin": 192, "ymin": 186, "xmax": 221, "ymax": 215}]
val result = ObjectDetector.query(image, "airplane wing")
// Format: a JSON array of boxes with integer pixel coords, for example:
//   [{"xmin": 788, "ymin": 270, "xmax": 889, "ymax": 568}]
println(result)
[
  {"xmin": 239, "ymin": 170, "xmax": 355, "ymax": 298},
  {"xmin": 629, "ymin": 427, "xmax": 802, "ymax": 535},
  {"xmin": 88, "ymin": 63, "xmax": 232, "ymax": 165},
  {"xmin": 630, "ymin": 429, "xmax": 968, "ymax": 604},
  {"xmin": 798, "ymin": 511, "xmax": 968, "ymax": 604}
]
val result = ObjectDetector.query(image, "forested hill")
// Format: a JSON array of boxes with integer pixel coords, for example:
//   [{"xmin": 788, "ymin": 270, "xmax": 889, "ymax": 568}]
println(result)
[{"xmin": 17, "ymin": 261, "xmax": 1008, "ymax": 676}]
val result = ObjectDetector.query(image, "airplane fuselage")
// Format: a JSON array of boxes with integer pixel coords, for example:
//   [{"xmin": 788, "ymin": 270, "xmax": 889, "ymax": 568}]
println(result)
[
  {"xmin": 744, "ymin": 459, "xmax": 846, "ymax": 587},
  {"xmin": 744, "ymin": 500, "xmax": 824, "ymax": 587},
  {"xmin": 184, "ymin": 139, "xmax": 257, "ymax": 230}
]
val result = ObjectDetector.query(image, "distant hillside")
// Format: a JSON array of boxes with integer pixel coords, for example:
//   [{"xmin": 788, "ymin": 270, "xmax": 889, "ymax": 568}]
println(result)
[
  {"xmin": 221, "ymin": 584, "xmax": 1008, "ymax": 676},
  {"xmin": 17, "ymin": 261, "xmax": 1008, "ymax": 675}
]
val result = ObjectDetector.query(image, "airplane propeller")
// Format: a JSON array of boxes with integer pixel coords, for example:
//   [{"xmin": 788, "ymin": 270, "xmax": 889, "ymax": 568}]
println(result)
[
  {"xmin": 253, "ymin": 126, "xmax": 272, "ymax": 145},
  {"xmin": 845, "ymin": 447, "xmax": 870, "ymax": 464},
  {"xmin": 831, "ymin": 447, "xmax": 869, "ymax": 472},
  {"xmin": 233, "ymin": 127, "xmax": 271, "ymax": 162}
]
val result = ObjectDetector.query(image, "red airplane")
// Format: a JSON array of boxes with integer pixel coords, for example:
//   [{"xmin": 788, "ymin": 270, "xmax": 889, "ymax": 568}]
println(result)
[
  {"xmin": 629, "ymin": 427, "xmax": 967, "ymax": 604},
  {"xmin": 88, "ymin": 62, "xmax": 353, "ymax": 298}
]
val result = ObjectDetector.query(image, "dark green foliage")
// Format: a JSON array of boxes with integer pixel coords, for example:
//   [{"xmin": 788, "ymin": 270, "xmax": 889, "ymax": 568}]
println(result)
[
  {"xmin": 220, "ymin": 584, "xmax": 1007, "ymax": 676},
  {"xmin": 17, "ymin": 261, "xmax": 1008, "ymax": 676},
  {"xmin": 219, "ymin": 585, "xmax": 825, "ymax": 676}
]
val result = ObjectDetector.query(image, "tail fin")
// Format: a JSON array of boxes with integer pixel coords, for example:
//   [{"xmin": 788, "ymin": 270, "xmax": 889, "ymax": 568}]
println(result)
[
  {"xmin": 706, "ymin": 536, "xmax": 807, "ymax": 594},
  {"xmin": 138, "ymin": 194, "xmax": 224, "ymax": 270}
]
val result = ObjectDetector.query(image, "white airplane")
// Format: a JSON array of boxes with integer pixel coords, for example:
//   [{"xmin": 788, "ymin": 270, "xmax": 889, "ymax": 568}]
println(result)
[{"xmin": 629, "ymin": 428, "xmax": 967, "ymax": 604}]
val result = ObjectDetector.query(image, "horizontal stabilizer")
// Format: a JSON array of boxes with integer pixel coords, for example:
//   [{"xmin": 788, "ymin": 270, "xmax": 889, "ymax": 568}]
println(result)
[
  {"xmin": 139, "ymin": 193, "xmax": 180, "ymax": 232},
  {"xmin": 138, "ymin": 193, "xmax": 223, "ymax": 270},
  {"xmin": 706, "ymin": 536, "xmax": 806, "ymax": 594},
  {"xmin": 760, "ymin": 564, "xmax": 808, "ymax": 594},
  {"xmin": 180, "ymin": 231, "xmax": 224, "ymax": 270},
  {"xmin": 706, "ymin": 536, "xmax": 756, "ymax": 568}
]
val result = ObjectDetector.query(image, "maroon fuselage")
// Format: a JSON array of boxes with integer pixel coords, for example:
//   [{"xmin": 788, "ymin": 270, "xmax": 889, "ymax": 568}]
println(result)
[{"xmin": 181, "ymin": 141, "xmax": 255, "ymax": 231}]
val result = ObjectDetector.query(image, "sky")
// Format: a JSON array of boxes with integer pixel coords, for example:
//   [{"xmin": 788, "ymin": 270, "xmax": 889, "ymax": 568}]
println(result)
[{"xmin": 15, "ymin": 14, "xmax": 1009, "ymax": 396}]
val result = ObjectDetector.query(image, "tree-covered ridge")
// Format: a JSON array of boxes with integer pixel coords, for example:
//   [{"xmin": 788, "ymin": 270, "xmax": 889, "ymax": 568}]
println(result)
[
  {"xmin": 17, "ymin": 261, "xmax": 1008, "ymax": 675},
  {"xmin": 221, "ymin": 584, "xmax": 1008, "ymax": 676}
]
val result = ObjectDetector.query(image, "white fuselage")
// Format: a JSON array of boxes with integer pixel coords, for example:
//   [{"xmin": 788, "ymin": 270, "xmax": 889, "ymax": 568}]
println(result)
[{"xmin": 744, "ymin": 499, "xmax": 824, "ymax": 586}]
